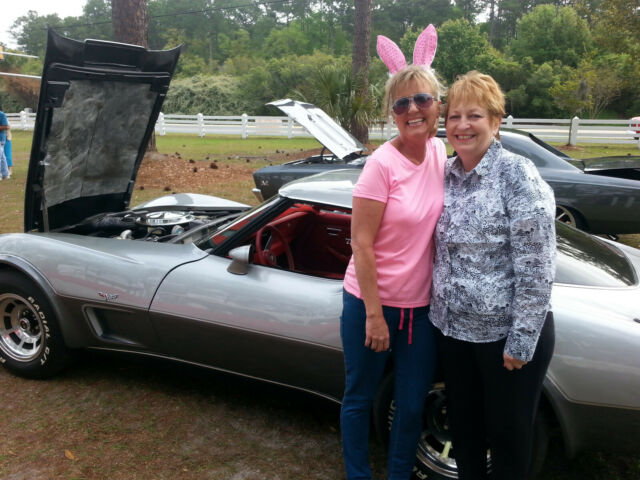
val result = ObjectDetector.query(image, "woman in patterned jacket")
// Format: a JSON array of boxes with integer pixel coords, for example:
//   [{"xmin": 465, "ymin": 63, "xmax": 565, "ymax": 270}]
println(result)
[{"xmin": 430, "ymin": 71, "xmax": 556, "ymax": 480}]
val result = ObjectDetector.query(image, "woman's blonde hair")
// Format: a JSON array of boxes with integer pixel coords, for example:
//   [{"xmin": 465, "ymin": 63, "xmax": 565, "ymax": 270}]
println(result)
[
  {"xmin": 444, "ymin": 70, "xmax": 505, "ymax": 125},
  {"xmin": 383, "ymin": 65, "xmax": 446, "ymax": 137}
]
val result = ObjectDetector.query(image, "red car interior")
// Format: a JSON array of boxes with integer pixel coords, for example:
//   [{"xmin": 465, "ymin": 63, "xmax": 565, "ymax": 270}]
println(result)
[{"xmin": 253, "ymin": 203, "xmax": 352, "ymax": 279}]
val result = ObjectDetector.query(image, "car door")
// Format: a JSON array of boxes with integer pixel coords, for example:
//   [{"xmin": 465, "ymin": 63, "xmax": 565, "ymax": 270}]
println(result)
[{"xmin": 148, "ymin": 254, "xmax": 346, "ymax": 401}]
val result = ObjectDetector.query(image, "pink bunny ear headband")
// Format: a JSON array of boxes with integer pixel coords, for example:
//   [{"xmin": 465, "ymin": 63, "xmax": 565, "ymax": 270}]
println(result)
[{"xmin": 376, "ymin": 24, "xmax": 437, "ymax": 74}]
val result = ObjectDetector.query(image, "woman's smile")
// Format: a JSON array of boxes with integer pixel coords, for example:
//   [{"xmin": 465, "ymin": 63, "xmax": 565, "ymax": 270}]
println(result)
[
  {"xmin": 406, "ymin": 118, "xmax": 426, "ymax": 127},
  {"xmin": 446, "ymin": 102, "xmax": 501, "ymax": 169}
]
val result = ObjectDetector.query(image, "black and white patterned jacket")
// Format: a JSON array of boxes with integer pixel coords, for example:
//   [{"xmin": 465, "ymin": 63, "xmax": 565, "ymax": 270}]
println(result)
[{"xmin": 430, "ymin": 140, "xmax": 556, "ymax": 361}]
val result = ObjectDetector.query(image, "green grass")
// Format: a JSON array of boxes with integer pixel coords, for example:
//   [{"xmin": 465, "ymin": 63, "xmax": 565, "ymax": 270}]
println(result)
[
  {"xmin": 553, "ymin": 143, "xmax": 640, "ymax": 158},
  {"xmin": 155, "ymin": 133, "xmax": 324, "ymax": 159}
]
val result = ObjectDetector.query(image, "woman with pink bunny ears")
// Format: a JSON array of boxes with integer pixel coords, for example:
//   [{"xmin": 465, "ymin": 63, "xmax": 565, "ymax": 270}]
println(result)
[{"xmin": 340, "ymin": 25, "xmax": 447, "ymax": 480}]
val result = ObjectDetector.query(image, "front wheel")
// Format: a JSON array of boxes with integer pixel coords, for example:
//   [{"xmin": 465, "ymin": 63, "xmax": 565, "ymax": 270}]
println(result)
[
  {"xmin": 0, "ymin": 271, "xmax": 70, "ymax": 378},
  {"xmin": 555, "ymin": 205, "xmax": 585, "ymax": 230}
]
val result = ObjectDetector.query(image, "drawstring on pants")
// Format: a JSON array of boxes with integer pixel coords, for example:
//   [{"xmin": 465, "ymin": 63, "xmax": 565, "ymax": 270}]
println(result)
[{"xmin": 398, "ymin": 307, "xmax": 414, "ymax": 345}]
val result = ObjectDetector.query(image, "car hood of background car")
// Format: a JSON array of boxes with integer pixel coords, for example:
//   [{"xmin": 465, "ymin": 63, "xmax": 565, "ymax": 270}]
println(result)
[
  {"xmin": 24, "ymin": 29, "xmax": 181, "ymax": 232},
  {"xmin": 267, "ymin": 99, "xmax": 368, "ymax": 161},
  {"xmin": 572, "ymin": 155, "xmax": 640, "ymax": 175}
]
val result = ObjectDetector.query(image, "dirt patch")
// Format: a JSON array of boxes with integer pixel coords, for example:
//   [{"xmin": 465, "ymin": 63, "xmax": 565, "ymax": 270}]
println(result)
[
  {"xmin": 556, "ymin": 145, "xmax": 582, "ymax": 151},
  {"xmin": 137, "ymin": 144, "xmax": 378, "ymax": 193},
  {"xmin": 137, "ymin": 153, "xmax": 254, "ymax": 192},
  {"xmin": 137, "ymin": 148, "xmax": 326, "ymax": 192}
]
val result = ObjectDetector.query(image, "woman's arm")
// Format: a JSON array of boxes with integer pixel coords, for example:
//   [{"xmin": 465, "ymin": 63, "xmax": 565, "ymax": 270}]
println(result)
[
  {"xmin": 505, "ymin": 160, "xmax": 556, "ymax": 363},
  {"xmin": 351, "ymin": 196, "xmax": 389, "ymax": 352}
]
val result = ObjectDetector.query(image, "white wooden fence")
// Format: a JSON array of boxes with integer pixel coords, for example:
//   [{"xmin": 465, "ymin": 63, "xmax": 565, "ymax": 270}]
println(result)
[{"xmin": 8, "ymin": 110, "xmax": 640, "ymax": 148}]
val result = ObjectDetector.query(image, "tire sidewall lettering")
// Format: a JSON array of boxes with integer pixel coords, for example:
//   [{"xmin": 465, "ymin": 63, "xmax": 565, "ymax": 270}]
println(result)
[
  {"xmin": 26, "ymin": 295, "xmax": 50, "ymax": 365},
  {"xmin": 40, "ymin": 346, "xmax": 50, "ymax": 365},
  {"xmin": 0, "ymin": 273, "xmax": 69, "ymax": 378}
]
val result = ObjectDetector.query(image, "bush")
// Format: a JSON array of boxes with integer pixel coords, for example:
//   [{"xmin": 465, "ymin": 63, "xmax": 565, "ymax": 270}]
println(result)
[
  {"xmin": 0, "ymin": 91, "xmax": 26, "ymax": 112},
  {"xmin": 163, "ymin": 75, "xmax": 254, "ymax": 115}
]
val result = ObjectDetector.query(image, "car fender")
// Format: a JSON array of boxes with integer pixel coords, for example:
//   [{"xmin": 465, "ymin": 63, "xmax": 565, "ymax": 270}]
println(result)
[
  {"xmin": 0, "ymin": 255, "xmax": 82, "ymax": 347},
  {"xmin": 541, "ymin": 376, "xmax": 581, "ymax": 457}
]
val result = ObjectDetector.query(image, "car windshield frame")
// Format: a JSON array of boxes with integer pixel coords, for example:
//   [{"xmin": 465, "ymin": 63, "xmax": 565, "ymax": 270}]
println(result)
[
  {"xmin": 499, "ymin": 132, "xmax": 581, "ymax": 171},
  {"xmin": 192, "ymin": 196, "xmax": 286, "ymax": 253}
]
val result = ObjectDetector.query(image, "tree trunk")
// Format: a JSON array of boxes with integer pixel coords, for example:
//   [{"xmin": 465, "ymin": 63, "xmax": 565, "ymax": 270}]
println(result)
[
  {"xmin": 351, "ymin": 0, "xmax": 372, "ymax": 144},
  {"xmin": 112, "ymin": 0, "xmax": 157, "ymax": 151},
  {"xmin": 112, "ymin": 0, "xmax": 148, "ymax": 46},
  {"xmin": 488, "ymin": 0, "xmax": 496, "ymax": 46}
]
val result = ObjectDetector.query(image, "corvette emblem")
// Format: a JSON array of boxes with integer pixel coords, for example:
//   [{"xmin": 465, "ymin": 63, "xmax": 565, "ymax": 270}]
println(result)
[{"xmin": 98, "ymin": 292, "xmax": 119, "ymax": 302}]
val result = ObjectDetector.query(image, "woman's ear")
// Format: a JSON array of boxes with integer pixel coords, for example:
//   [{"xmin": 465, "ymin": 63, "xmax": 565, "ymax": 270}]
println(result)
[{"xmin": 493, "ymin": 116, "xmax": 502, "ymax": 136}]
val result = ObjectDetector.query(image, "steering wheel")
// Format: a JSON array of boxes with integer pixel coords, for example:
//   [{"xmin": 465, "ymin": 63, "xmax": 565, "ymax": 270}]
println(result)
[{"xmin": 255, "ymin": 224, "xmax": 294, "ymax": 270}]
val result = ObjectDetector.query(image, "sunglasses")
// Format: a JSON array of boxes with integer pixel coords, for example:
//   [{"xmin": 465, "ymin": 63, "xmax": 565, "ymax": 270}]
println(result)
[{"xmin": 392, "ymin": 93, "xmax": 435, "ymax": 115}]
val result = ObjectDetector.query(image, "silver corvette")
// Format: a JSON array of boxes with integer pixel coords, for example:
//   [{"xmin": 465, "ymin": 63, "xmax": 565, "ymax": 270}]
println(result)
[{"xmin": 1, "ymin": 31, "xmax": 640, "ymax": 479}]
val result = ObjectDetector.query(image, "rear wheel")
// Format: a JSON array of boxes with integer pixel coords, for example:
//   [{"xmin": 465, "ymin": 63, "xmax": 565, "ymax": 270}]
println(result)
[
  {"xmin": 374, "ymin": 375, "xmax": 548, "ymax": 479},
  {"xmin": 0, "ymin": 272, "xmax": 70, "ymax": 378}
]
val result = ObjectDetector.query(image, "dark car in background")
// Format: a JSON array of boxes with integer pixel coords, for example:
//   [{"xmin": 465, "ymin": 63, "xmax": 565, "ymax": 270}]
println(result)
[{"xmin": 253, "ymin": 100, "xmax": 640, "ymax": 235}]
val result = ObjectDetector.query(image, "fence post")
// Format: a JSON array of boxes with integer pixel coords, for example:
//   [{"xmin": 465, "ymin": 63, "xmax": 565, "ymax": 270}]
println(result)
[
  {"xmin": 158, "ymin": 112, "xmax": 166, "ymax": 136},
  {"xmin": 20, "ymin": 109, "xmax": 28, "ymax": 130},
  {"xmin": 197, "ymin": 113, "xmax": 205, "ymax": 137},
  {"xmin": 287, "ymin": 117, "xmax": 293, "ymax": 138},
  {"xmin": 506, "ymin": 115, "xmax": 513, "ymax": 128},
  {"xmin": 241, "ymin": 113, "xmax": 248, "ymax": 139},
  {"xmin": 569, "ymin": 116, "xmax": 579, "ymax": 146}
]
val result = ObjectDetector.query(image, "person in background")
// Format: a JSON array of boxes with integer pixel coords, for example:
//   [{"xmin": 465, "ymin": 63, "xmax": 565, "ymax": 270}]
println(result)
[
  {"xmin": 4, "ymin": 126, "xmax": 12, "ymax": 177},
  {"xmin": 430, "ymin": 71, "xmax": 556, "ymax": 480},
  {"xmin": 340, "ymin": 25, "xmax": 447, "ymax": 480},
  {"xmin": 0, "ymin": 106, "xmax": 10, "ymax": 180}
]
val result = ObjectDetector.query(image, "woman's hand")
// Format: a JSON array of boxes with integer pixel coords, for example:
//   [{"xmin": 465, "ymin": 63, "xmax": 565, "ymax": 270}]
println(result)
[
  {"xmin": 503, "ymin": 353, "xmax": 527, "ymax": 371},
  {"xmin": 365, "ymin": 313, "xmax": 390, "ymax": 352}
]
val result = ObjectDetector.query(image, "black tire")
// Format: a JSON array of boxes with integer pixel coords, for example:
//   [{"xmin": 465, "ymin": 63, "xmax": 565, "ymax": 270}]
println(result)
[
  {"xmin": 529, "ymin": 409, "xmax": 549, "ymax": 479},
  {"xmin": 374, "ymin": 375, "xmax": 548, "ymax": 480},
  {"xmin": 0, "ymin": 271, "xmax": 70, "ymax": 378}
]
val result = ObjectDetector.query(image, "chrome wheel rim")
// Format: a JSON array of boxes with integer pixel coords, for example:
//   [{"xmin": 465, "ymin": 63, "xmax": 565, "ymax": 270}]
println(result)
[
  {"xmin": 0, "ymin": 293, "xmax": 43, "ymax": 361},
  {"xmin": 555, "ymin": 206, "xmax": 577, "ymax": 227},
  {"xmin": 415, "ymin": 383, "xmax": 491, "ymax": 478}
]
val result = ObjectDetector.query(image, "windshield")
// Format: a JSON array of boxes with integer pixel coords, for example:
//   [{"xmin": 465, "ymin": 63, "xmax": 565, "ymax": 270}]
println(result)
[
  {"xmin": 527, "ymin": 133, "xmax": 572, "ymax": 158},
  {"xmin": 500, "ymin": 132, "xmax": 579, "ymax": 171},
  {"xmin": 555, "ymin": 223, "xmax": 637, "ymax": 287},
  {"xmin": 194, "ymin": 197, "xmax": 281, "ymax": 250}
]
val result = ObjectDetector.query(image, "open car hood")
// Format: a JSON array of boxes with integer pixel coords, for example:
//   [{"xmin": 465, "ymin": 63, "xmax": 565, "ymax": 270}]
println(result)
[
  {"xmin": 267, "ymin": 99, "xmax": 367, "ymax": 160},
  {"xmin": 25, "ymin": 29, "xmax": 180, "ymax": 232}
]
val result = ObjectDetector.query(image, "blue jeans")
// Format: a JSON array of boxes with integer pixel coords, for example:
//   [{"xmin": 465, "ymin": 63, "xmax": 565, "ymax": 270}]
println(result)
[
  {"xmin": 0, "ymin": 140, "xmax": 8, "ymax": 178},
  {"xmin": 340, "ymin": 289, "xmax": 436, "ymax": 480},
  {"xmin": 4, "ymin": 139, "xmax": 12, "ymax": 167}
]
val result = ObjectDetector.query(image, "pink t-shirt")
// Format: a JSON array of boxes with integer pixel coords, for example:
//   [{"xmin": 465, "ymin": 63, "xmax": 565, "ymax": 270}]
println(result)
[{"xmin": 343, "ymin": 137, "xmax": 446, "ymax": 308}]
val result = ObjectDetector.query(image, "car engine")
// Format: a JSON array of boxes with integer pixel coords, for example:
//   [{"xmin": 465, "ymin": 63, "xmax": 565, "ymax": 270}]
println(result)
[{"xmin": 63, "ymin": 210, "xmax": 218, "ymax": 242}]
